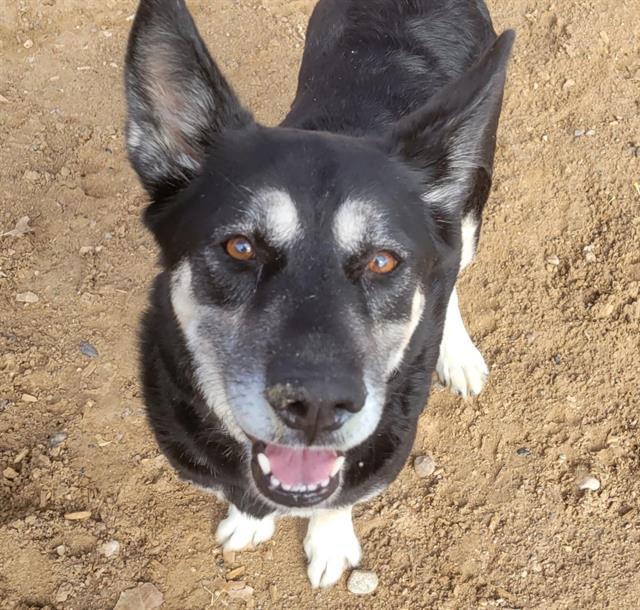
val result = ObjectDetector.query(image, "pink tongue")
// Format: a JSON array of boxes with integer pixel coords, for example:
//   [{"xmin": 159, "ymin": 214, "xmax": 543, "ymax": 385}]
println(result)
[{"xmin": 264, "ymin": 444, "xmax": 337, "ymax": 487}]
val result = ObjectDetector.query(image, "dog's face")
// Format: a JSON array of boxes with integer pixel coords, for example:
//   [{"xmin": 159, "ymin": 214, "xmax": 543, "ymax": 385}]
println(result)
[{"xmin": 125, "ymin": 1, "xmax": 512, "ymax": 508}]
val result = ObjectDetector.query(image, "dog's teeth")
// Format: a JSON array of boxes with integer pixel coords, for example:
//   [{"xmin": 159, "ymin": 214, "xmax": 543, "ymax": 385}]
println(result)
[
  {"xmin": 257, "ymin": 453, "xmax": 271, "ymax": 475},
  {"xmin": 330, "ymin": 456, "xmax": 345, "ymax": 478},
  {"xmin": 270, "ymin": 476, "xmax": 281, "ymax": 488},
  {"xmin": 320, "ymin": 479, "xmax": 330, "ymax": 488},
  {"xmin": 281, "ymin": 483, "xmax": 292, "ymax": 491}
]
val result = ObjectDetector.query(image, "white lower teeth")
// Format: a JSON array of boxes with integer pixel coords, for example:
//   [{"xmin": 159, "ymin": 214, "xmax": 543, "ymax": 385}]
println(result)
[
  {"xmin": 320, "ymin": 479, "xmax": 330, "ymax": 488},
  {"xmin": 281, "ymin": 483, "xmax": 292, "ymax": 491},
  {"xmin": 270, "ymin": 476, "xmax": 281, "ymax": 488}
]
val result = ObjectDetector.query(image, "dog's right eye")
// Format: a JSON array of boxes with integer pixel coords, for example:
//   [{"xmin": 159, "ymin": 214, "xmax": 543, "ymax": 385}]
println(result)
[{"xmin": 224, "ymin": 236, "xmax": 255, "ymax": 261}]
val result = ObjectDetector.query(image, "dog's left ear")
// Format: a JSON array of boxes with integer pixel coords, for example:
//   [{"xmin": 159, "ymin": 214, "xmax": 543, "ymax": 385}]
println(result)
[
  {"xmin": 124, "ymin": 0, "xmax": 253, "ymax": 198},
  {"xmin": 387, "ymin": 30, "xmax": 515, "ymax": 218}
]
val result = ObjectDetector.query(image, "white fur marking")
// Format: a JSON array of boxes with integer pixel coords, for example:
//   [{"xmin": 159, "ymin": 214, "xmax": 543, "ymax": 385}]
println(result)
[
  {"xmin": 170, "ymin": 261, "xmax": 249, "ymax": 444},
  {"xmin": 250, "ymin": 189, "xmax": 301, "ymax": 246},
  {"xmin": 216, "ymin": 504, "xmax": 276, "ymax": 551},
  {"xmin": 304, "ymin": 507, "xmax": 361, "ymax": 588},
  {"xmin": 333, "ymin": 198, "xmax": 384, "ymax": 252},
  {"xmin": 436, "ymin": 288, "xmax": 488, "ymax": 397},
  {"xmin": 385, "ymin": 288, "xmax": 425, "ymax": 375},
  {"xmin": 460, "ymin": 215, "xmax": 478, "ymax": 270}
]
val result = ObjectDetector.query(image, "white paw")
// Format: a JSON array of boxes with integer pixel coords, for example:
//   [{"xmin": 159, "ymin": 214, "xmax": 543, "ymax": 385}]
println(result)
[
  {"xmin": 215, "ymin": 505, "xmax": 275, "ymax": 551},
  {"xmin": 437, "ymin": 332, "xmax": 488, "ymax": 398},
  {"xmin": 304, "ymin": 508, "xmax": 361, "ymax": 588}
]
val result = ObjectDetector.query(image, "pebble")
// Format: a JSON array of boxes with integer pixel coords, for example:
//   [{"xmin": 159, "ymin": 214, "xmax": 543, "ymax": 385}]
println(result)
[
  {"xmin": 583, "ymin": 245, "xmax": 597, "ymax": 263},
  {"xmin": 64, "ymin": 510, "xmax": 92, "ymax": 521},
  {"xmin": 23, "ymin": 39, "xmax": 34, "ymax": 49},
  {"xmin": 48, "ymin": 431, "xmax": 67, "ymax": 447},
  {"xmin": 21, "ymin": 393, "xmax": 38, "ymax": 403},
  {"xmin": 545, "ymin": 255, "xmax": 560, "ymax": 266},
  {"xmin": 413, "ymin": 454, "xmax": 436, "ymax": 478},
  {"xmin": 98, "ymin": 539, "xmax": 121, "ymax": 557},
  {"xmin": 16, "ymin": 291, "xmax": 39, "ymax": 303},
  {"xmin": 55, "ymin": 544, "xmax": 66, "ymax": 556},
  {"xmin": 578, "ymin": 476, "xmax": 601, "ymax": 491},
  {"xmin": 3, "ymin": 467, "xmax": 19, "ymax": 480},
  {"xmin": 114, "ymin": 583, "xmax": 164, "ymax": 610},
  {"xmin": 574, "ymin": 129, "xmax": 585, "ymax": 137},
  {"xmin": 516, "ymin": 447, "xmax": 531, "ymax": 456},
  {"xmin": 23, "ymin": 170, "xmax": 41, "ymax": 182},
  {"xmin": 13, "ymin": 448, "xmax": 29, "ymax": 464},
  {"xmin": 2, "ymin": 216, "xmax": 33, "ymax": 238},
  {"xmin": 79, "ymin": 341, "xmax": 99, "ymax": 358},
  {"xmin": 347, "ymin": 570, "xmax": 379, "ymax": 595}
]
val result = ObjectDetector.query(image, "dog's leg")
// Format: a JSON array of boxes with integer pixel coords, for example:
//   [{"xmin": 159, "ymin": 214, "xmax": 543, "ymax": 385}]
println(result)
[
  {"xmin": 304, "ymin": 506, "xmax": 361, "ymax": 588},
  {"xmin": 436, "ymin": 215, "xmax": 489, "ymax": 397},
  {"xmin": 215, "ymin": 504, "xmax": 276, "ymax": 551}
]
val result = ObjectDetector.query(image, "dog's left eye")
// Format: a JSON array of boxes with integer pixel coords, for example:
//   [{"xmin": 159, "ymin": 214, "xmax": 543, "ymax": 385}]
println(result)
[
  {"xmin": 367, "ymin": 250, "xmax": 399, "ymax": 275},
  {"xmin": 224, "ymin": 236, "xmax": 255, "ymax": 261}
]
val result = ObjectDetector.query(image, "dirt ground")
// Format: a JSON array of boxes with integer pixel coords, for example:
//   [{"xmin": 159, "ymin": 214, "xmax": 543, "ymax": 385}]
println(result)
[{"xmin": 1, "ymin": 0, "xmax": 639, "ymax": 608}]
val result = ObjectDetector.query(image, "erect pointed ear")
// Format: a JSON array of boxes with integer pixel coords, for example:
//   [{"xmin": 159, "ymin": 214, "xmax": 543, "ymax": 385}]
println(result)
[
  {"xmin": 124, "ymin": 0, "xmax": 253, "ymax": 198},
  {"xmin": 387, "ymin": 30, "xmax": 515, "ymax": 217}
]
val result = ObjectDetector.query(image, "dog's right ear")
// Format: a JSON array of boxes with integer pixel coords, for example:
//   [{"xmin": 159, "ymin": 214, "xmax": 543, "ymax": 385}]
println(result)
[{"xmin": 125, "ymin": 0, "xmax": 253, "ymax": 198}]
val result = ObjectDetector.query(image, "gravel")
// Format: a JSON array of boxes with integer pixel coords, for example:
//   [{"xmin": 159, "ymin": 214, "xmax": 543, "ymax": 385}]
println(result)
[
  {"xmin": 79, "ymin": 341, "xmax": 99, "ymax": 358},
  {"xmin": 347, "ymin": 570, "xmax": 379, "ymax": 595},
  {"xmin": 413, "ymin": 454, "xmax": 436, "ymax": 478}
]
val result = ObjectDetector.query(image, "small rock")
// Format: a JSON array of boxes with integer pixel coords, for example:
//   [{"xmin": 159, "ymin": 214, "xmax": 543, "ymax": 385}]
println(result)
[
  {"xmin": 578, "ymin": 476, "xmax": 601, "ymax": 491},
  {"xmin": 585, "ymin": 129, "xmax": 596, "ymax": 137},
  {"xmin": 545, "ymin": 255, "xmax": 560, "ymax": 266},
  {"xmin": 64, "ymin": 510, "xmax": 92, "ymax": 521},
  {"xmin": 21, "ymin": 393, "xmax": 38, "ymax": 402},
  {"xmin": 222, "ymin": 548, "xmax": 236, "ymax": 564},
  {"xmin": 98, "ymin": 539, "xmax": 120, "ymax": 557},
  {"xmin": 16, "ymin": 291, "xmax": 39, "ymax": 303},
  {"xmin": 79, "ymin": 341, "xmax": 99, "ymax": 358},
  {"xmin": 79, "ymin": 246, "xmax": 94, "ymax": 255},
  {"xmin": 226, "ymin": 566, "xmax": 246, "ymax": 580},
  {"xmin": 55, "ymin": 544, "xmax": 66, "ymax": 556},
  {"xmin": 574, "ymin": 129, "xmax": 585, "ymax": 138},
  {"xmin": 114, "ymin": 583, "xmax": 164, "ymax": 610},
  {"xmin": 562, "ymin": 78, "xmax": 575, "ymax": 90},
  {"xmin": 582, "ymin": 245, "xmax": 596, "ymax": 263},
  {"xmin": 222, "ymin": 581, "xmax": 254, "ymax": 603},
  {"xmin": 413, "ymin": 454, "xmax": 436, "ymax": 478},
  {"xmin": 23, "ymin": 170, "xmax": 41, "ymax": 182},
  {"xmin": 3, "ymin": 467, "xmax": 19, "ymax": 480},
  {"xmin": 13, "ymin": 448, "xmax": 29, "ymax": 464},
  {"xmin": 48, "ymin": 431, "xmax": 67, "ymax": 447},
  {"xmin": 2, "ymin": 216, "xmax": 33, "ymax": 238},
  {"xmin": 347, "ymin": 570, "xmax": 379, "ymax": 595},
  {"xmin": 23, "ymin": 39, "xmax": 34, "ymax": 49},
  {"xmin": 516, "ymin": 447, "xmax": 531, "ymax": 457}
]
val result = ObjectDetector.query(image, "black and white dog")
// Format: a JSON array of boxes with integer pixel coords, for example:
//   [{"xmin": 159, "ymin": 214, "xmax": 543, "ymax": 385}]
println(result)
[{"xmin": 124, "ymin": 0, "xmax": 513, "ymax": 588}]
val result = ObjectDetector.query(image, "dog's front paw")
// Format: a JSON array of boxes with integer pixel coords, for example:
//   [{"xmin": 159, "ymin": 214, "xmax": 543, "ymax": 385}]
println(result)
[
  {"xmin": 215, "ymin": 505, "xmax": 275, "ymax": 551},
  {"xmin": 304, "ymin": 508, "xmax": 361, "ymax": 588},
  {"xmin": 437, "ymin": 332, "xmax": 488, "ymax": 398}
]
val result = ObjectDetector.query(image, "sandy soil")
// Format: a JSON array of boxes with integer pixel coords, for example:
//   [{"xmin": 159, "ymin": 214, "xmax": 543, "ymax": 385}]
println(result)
[{"xmin": 1, "ymin": 0, "xmax": 639, "ymax": 608}]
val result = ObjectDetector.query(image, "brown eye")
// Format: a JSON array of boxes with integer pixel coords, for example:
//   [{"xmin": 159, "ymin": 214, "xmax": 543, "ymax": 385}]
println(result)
[
  {"xmin": 367, "ymin": 250, "xmax": 399, "ymax": 275},
  {"xmin": 225, "ymin": 236, "xmax": 255, "ymax": 261}
]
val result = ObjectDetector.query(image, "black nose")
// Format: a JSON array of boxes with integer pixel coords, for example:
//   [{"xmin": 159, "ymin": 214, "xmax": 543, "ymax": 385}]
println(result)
[{"xmin": 265, "ymin": 377, "xmax": 366, "ymax": 444}]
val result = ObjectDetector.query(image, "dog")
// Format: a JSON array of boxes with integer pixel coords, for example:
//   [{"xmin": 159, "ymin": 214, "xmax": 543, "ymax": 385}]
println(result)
[{"xmin": 124, "ymin": 0, "xmax": 513, "ymax": 588}]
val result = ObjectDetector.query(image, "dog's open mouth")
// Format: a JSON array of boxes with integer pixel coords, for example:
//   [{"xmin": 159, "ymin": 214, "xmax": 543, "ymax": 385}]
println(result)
[{"xmin": 250, "ymin": 441, "xmax": 344, "ymax": 507}]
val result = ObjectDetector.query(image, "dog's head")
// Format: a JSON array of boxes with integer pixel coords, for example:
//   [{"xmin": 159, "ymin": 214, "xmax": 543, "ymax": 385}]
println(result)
[{"xmin": 125, "ymin": 0, "xmax": 513, "ymax": 508}]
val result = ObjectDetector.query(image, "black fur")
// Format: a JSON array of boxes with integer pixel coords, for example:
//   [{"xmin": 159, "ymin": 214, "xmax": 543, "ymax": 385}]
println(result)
[{"xmin": 125, "ymin": 0, "xmax": 513, "ymax": 517}]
